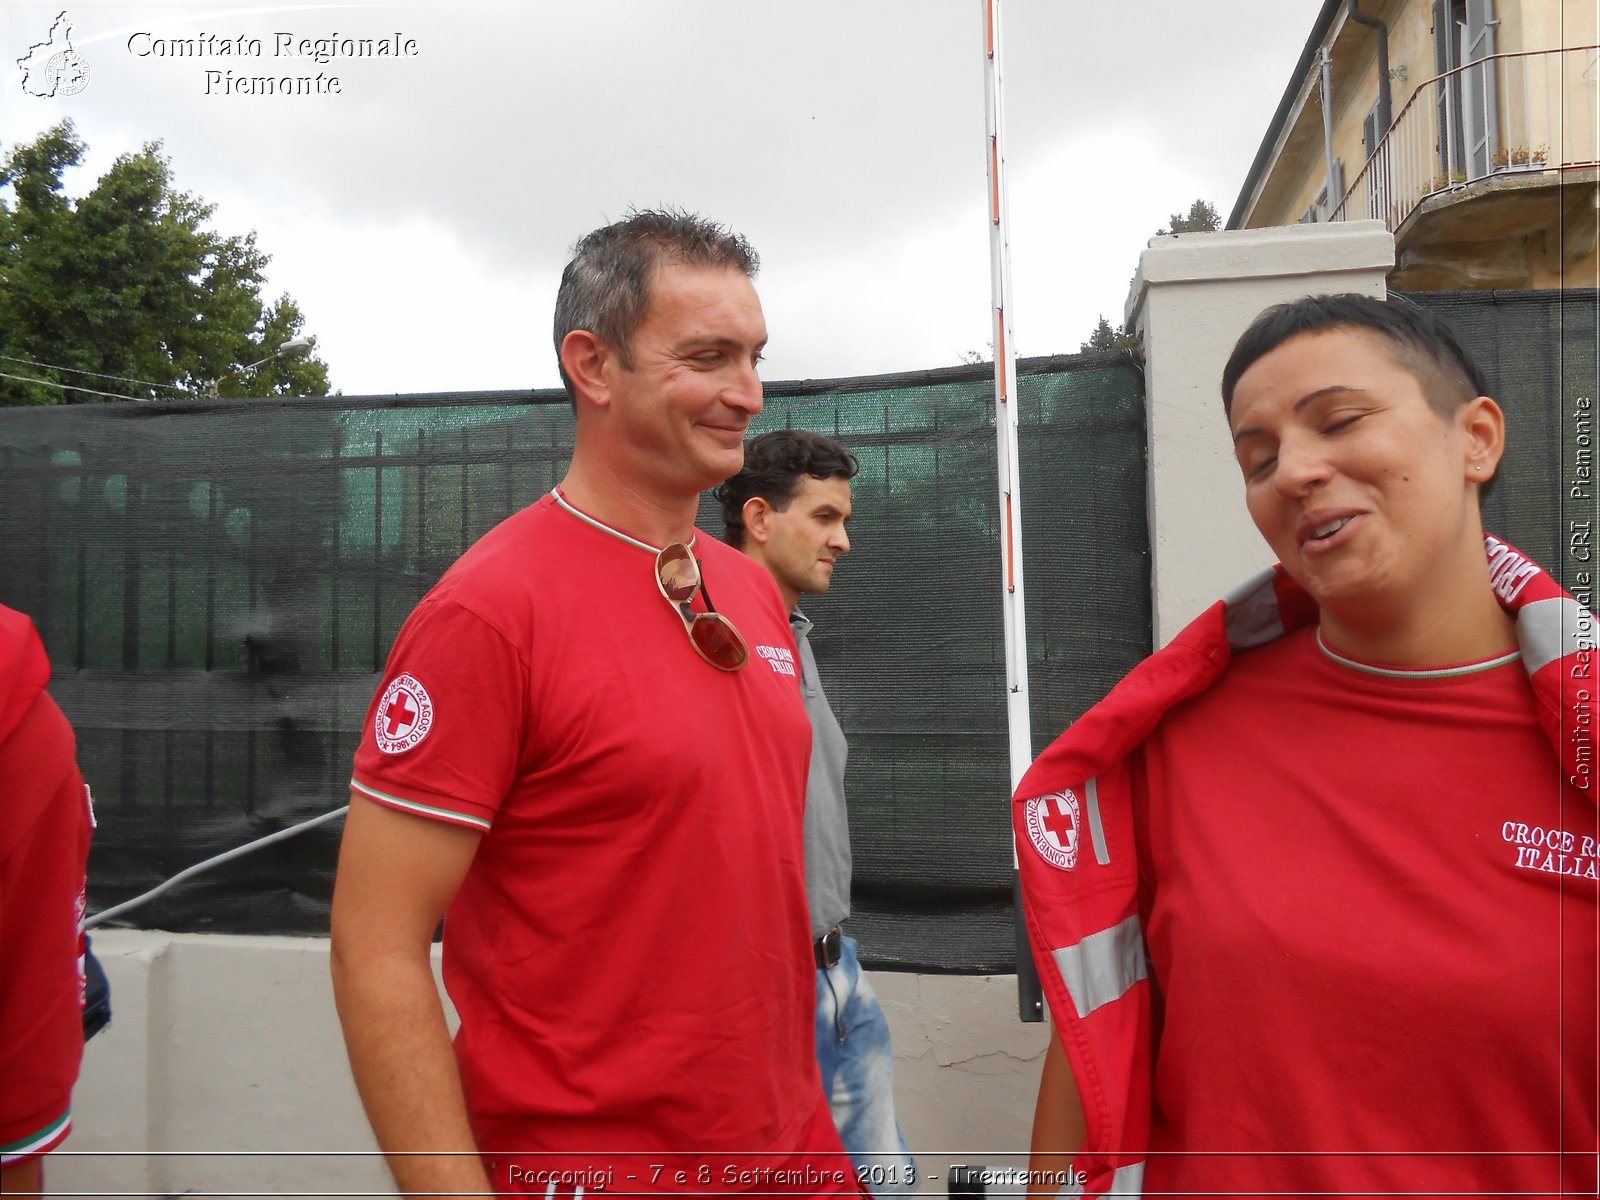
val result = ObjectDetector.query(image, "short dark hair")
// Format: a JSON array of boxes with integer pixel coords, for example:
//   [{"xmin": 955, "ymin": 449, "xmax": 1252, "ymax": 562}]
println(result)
[
  {"xmin": 553, "ymin": 207, "xmax": 760, "ymax": 403},
  {"xmin": 1221, "ymin": 293, "xmax": 1490, "ymax": 420},
  {"xmin": 715, "ymin": 430, "xmax": 859, "ymax": 549}
]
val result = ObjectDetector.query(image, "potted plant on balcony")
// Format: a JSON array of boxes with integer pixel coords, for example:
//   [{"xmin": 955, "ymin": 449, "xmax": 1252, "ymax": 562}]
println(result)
[{"xmin": 1491, "ymin": 145, "xmax": 1551, "ymax": 171}]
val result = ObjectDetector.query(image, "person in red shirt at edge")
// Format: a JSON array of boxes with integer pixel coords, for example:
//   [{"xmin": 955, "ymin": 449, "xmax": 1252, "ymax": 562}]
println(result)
[
  {"xmin": 331, "ymin": 209, "xmax": 863, "ymax": 1199},
  {"xmin": 1017, "ymin": 294, "xmax": 1597, "ymax": 1199},
  {"xmin": 0, "ymin": 604, "xmax": 94, "ymax": 1197}
]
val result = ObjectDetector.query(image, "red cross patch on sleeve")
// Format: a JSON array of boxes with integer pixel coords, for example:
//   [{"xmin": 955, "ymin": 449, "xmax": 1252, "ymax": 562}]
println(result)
[
  {"xmin": 374, "ymin": 673, "xmax": 434, "ymax": 755},
  {"xmin": 1024, "ymin": 790, "xmax": 1081, "ymax": 871}
]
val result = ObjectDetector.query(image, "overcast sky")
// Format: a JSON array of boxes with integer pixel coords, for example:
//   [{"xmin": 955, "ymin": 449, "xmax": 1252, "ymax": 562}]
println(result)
[{"xmin": 2, "ymin": 1, "xmax": 1323, "ymax": 396}]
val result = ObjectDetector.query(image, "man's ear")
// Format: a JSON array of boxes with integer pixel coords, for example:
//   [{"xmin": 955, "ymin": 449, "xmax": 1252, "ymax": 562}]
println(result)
[
  {"xmin": 742, "ymin": 496, "xmax": 776, "ymax": 547},
  {"xmin": 560, "ymin": 330, "xmax": 614, "ymax": 409}
]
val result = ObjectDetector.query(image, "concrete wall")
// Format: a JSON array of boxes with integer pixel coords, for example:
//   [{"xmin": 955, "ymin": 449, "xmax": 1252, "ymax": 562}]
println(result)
[
  {"xmin": 46, "ymin": 932, "xmax": 1050, "ymax": 1197},
  {"xmin": 46, "ymin": 933, "xmax": 393, "ymax": 1196},
  {"xmin": 41, "ymin": 222, "xmax": 1395, "ymax": 1198}
]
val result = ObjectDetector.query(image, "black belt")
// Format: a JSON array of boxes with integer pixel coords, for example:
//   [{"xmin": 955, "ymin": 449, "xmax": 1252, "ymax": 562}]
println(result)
[{"xmin": 814, "ymin": 926, "xmax": 842, "ymax": 970}]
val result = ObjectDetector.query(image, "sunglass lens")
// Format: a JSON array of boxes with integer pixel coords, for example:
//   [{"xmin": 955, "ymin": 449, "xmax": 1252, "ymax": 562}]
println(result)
[
  {"xmin": 691, "ymin": 617, "xmax": 748, "ymax": 671},
  {"xmin": 657, "ymin": 544, "xmax": 700, "ymax": 604}
]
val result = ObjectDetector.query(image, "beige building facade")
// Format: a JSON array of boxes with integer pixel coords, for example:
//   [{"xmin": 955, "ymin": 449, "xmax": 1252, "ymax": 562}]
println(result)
[{"xmin": 1229, "ymin": 0, "xmax": 1599, "ymax": 290}]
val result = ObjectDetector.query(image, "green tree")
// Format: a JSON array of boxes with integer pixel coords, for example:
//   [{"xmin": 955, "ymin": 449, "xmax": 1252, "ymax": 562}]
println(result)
[
  {"xmin": 1079, "ymin": 315, "xmax": 1140, "ymax": 353},
  {"xmin": 0, "ymin": 121, "xmax": 331, "ymax": 404},
  {"xmin": 1156, "ymin": 198, "xmax": 1221, "ymax": 237},
  {"xmin": 1077, "ymin": 199, "xmax": 1222, "ymax": 353}
]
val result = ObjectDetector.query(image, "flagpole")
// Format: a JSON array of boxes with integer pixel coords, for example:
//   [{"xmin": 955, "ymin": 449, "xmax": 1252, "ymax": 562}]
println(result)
[{"xmin": 981, "ymin": 0, "xmax": 1042, "ymax": 1021}]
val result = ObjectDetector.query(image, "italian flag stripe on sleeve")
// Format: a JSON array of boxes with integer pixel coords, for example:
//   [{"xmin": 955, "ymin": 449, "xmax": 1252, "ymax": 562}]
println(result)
[
  {"xmin": 349, "ymin": 778, "xmax": 491, "ymax": 832},
  {"xmin": 2, "ymin": 1110, "xmax": 71, "ymax": 1164}
]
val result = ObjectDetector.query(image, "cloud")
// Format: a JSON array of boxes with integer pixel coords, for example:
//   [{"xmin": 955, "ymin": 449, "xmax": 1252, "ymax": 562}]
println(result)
[{"xmin": 1, "ymin": 0, "xmax": 1326, "ymax": 393}]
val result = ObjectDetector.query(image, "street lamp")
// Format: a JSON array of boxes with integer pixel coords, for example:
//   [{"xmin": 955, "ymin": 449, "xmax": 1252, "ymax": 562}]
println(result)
[{"xmin": 205, "ymin": 336, "xmax": 313, "ymax": 400}]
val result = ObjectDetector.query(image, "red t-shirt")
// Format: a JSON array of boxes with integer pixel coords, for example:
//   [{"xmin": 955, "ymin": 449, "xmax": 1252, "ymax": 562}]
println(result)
[
  {"xmin": 351, "ymin": 495, "xmax": 855, "ymax": 1192},
  {"xmin": 0, "ymin": 609, "xmax": 91, "ymax": 1166},
  {"xmin": 1136, "ymin": 625, "xmax": 1599, "ymax": 1197}
]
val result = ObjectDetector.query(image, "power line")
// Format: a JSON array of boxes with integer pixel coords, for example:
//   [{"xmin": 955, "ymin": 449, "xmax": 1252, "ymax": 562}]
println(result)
[
  {"xmin": 86, "ymin": 806, "xmax": 349, "ymax": 929},
  {"xmin": 0, "ymin": 369, "xmax": 156, "ymax": 404},
  {"xmin": 0, "ymin": 353, "xmax": 190, "ymax": 395}
]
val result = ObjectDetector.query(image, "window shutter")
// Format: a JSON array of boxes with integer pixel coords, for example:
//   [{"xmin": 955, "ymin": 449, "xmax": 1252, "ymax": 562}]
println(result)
[
  {"xmin": 1434, "ymin": 0, "xmax": 1454, "ymax": 173},
  {"xmin": 1433, "ymin": 0, "xmax": 1453, "ymax": 73},
  {"xmin": 1462, "ymin": 0, "xmax": 1498, "ymax": 175},
  {"xmin": 1464, "ymin": 0, "xmax": 1496, "ymax": 58},
  {"xmin": 1364, "ymin": 104, "xmax": 1390, "ymax": 221}
]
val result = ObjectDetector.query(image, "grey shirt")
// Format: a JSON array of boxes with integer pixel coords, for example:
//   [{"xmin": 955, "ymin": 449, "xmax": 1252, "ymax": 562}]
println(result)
[{"xmin": 793, "ymin": 610, "xmax": 851, "ymax": 939}]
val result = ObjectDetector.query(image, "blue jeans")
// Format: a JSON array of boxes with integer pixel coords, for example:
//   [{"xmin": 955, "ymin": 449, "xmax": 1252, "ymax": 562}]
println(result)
[{"xmin": 815, "ymin": 935, "xmax": 917, "ymax": 1197}]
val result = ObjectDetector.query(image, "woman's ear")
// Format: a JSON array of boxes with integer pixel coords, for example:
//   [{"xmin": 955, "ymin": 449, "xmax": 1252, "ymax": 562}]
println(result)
[{"xmin": 1459, "ymin": 395, "xmax": 1506, "ymax": 484}]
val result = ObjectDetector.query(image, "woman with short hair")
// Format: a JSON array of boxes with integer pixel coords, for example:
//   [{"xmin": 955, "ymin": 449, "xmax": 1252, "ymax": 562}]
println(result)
[{"xmin": 1017, "ymin": 294, "xmax": 1597, "ymax": 1199}]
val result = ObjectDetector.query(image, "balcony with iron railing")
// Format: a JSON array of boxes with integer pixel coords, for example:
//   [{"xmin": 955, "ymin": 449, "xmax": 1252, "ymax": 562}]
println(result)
[{"xmin": 1331, "ymin": 45, "xmax": 1600, "ymax": 232}]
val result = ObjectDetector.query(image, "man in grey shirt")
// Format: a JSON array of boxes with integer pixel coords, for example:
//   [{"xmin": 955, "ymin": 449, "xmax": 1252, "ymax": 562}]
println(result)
[{"xmin": 717, "ymin": 430, "xmax": 916, "ymax": 1196}]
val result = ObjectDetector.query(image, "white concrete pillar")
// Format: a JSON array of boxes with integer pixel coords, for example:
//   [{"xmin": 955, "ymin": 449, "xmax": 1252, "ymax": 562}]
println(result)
[{"xmin": 1125, "ymin": 220, "xmax": 1394, "ymax": 645}]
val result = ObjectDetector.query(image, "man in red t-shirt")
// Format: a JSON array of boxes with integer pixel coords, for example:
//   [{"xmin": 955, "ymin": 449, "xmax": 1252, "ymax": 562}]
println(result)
[{"xmin": 331, "ymin": 210, "xmax": 857, "ymax": 1198}]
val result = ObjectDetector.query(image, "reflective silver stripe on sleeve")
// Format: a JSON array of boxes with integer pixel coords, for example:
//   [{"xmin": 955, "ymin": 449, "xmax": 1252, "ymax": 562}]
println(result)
[
  {"xmin": 1052, "ymin": 916, "xmax": 1148, "ymax": 1017},
  {"xmin": 1054, "ymin": 1160, "xmax": 1145, "ymax": 1198},
  {"xmin": 1519, "ymin": 596, "xmax": 1598, "ymax": 675},
  {"xmin": 1222, "ymin": 567, "xmax": 1285, "ymax": 651},
  {"xmin": 1109, "ymin": 1162, "xmax": 1145, "ymax": 1197},
  {"xmin": 1085, "ymin": 776, "xmax": 1110, "ymax": 866}
]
